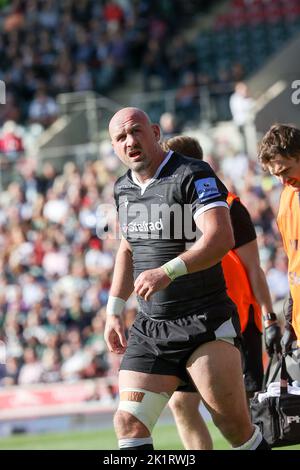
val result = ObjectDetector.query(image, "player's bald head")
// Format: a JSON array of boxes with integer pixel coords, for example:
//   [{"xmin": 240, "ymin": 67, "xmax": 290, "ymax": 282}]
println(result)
[
  {"xmin": 108, "ymin": 107, "xmax": 164, "ymax": 178},
  {"xmin": 109, "ymin": 107, "xmax": 152, "ymax": 137}
]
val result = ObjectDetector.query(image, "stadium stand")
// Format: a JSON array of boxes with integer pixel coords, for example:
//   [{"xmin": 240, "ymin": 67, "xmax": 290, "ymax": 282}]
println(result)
[{"xmin": 0, "ymin": 0, "xmax": 210, "ymax": 126}]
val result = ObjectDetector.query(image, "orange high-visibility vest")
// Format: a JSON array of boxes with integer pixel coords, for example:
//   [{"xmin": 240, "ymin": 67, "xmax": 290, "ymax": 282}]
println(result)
[
  {"xmin": 222, "ymin": 192, "xmax": 262, "ymax": 333},
  {"xmin": 277, "ymin": 185, "xmax": 300, "ymax": 346}
]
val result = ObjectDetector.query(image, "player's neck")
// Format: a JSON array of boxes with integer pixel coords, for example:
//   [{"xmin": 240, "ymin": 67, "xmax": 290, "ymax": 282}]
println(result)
[{"xmin": 132, "ymin": 152, "xmax": 168, "ymax": 183}]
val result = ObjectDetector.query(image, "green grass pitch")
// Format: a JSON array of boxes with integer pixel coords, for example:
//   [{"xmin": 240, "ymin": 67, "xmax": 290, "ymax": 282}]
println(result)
[{"xmin": 0, "ymin": 421, "xmax": 299, "ymax": 450}]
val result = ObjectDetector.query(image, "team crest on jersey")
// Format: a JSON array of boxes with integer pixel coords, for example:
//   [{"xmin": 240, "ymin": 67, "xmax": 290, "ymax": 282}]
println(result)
[{"xmin": 194, "ymin": 177, "xmax": 220, "ymax": 202}]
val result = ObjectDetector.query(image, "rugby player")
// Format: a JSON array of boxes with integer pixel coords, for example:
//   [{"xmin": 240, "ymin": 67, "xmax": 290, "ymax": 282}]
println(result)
[
  {"xmin": 104, "ymin": 107, "xmax": 270, "ymax": 450},
  {"xmin": 162, "ymin": 135, "xmax": 281, "ymax": 449}
]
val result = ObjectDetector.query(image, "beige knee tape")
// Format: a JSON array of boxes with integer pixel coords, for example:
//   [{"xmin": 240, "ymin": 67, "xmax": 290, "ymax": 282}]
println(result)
[{"xmin": 118, "ymin": 388, "xmax": 170, "ymax": 433}]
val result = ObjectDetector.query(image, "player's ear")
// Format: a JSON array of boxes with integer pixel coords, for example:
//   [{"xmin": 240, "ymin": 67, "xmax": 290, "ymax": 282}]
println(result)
[{"xmin": 152, "ymin": 124, "xmax": 161, "ymax": 142}]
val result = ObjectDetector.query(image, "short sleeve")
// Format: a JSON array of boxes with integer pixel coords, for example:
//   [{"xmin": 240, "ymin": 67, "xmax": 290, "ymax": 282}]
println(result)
[
  {"xmin": 181, "ymin": 161, "xmax": 229, "ymax": 220},
  {"xmin": 230, "ymin": 199, "xmax": 256, "ymax": 249}
]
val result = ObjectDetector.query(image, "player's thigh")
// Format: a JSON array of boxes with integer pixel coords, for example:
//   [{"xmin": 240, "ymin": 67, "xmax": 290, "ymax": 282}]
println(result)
[
  {"xmin": 186, "ymin": 340, "xmax": 249, "ymax": 418},
  {"xmin": 119, "ymin": 369, "xmax": 180, "ymax": 394}
]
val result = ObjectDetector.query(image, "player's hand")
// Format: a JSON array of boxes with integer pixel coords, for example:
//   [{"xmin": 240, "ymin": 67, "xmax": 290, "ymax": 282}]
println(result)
[
  {"xmin": 104, "ymin": 314, "xmax": 127, "ymax": 354},
  {"xmin": 281, "ymin": 323, "xmax": 297, "ymax": 355},
  {"xmin": 134, "ymin": 268, "xmax": 171, "ymax": 301},
  {"xmin": 264, "ymin": 322, "xmax": 282, "ymax": 357}
]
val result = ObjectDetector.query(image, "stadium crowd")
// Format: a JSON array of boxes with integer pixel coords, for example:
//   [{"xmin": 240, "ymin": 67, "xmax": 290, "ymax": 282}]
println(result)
[
  {"xmin": 2, "ymin": 0, "xmax": 300, "ymax": 133},
  {"xmin": 0, "ymin": 154, "xmax": 119, "ymax": 386},
  {"xmin": 0, "ymin": 0, "xmax": 212, "ymax": 128}
]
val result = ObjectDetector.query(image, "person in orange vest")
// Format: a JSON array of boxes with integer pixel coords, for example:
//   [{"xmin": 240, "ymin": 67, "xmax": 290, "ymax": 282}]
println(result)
[
  {"xmin": 258, "ymin": 124, "xmax": 300, "ymax": 354},
  {"xmin": 162, "ymin": 135, "xmax": 281, "ymax": 450}
]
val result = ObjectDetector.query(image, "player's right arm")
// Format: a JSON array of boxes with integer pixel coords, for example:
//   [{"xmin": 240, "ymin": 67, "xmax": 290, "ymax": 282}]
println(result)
[
  {"xmin": 104, "ymin": 236, "xmax": 134, "ymax": 354},
  {"xmin": 134, "ymin": 162, "xmax": 234, "ymax": 300}
]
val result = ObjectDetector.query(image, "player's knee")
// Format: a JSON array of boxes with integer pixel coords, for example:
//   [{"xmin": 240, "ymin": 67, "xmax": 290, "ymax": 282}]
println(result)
[
  {"xmin": 116, "ymin": 388, "xmax": 170, "ymax": 436},
  {"xmin": 168, "ymin": 394, "xmax": 189, "ymax": 417},
  {"xmin": 169, "ymin": 393, "xmax": 200, "ymax": 418},
  {"xmin": 168, "ymin": 393, "xmax": 182, "ymax": 412},
  {"xmin": 114, "ymin": 409, "xmax": 148, "ymax": 438}
]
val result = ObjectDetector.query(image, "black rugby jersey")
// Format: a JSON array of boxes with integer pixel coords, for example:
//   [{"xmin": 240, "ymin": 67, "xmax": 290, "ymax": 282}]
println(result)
[
  {"xmin": 114, "ymin": 151, "xmax": 230, "ymax": 319},
  {"xmin": 230, "ymin": 199, "xmax": 256, "ymax": 248}
]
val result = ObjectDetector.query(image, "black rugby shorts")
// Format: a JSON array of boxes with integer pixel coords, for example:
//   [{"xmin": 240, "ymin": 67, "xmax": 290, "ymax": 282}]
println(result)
[
  {"xmin": 177, "ymin": 305, "xmax": 263, "ymax": 393},
  {"xmin": 120, "ymin": 298, "xmax": 241, "ymax": 384}
]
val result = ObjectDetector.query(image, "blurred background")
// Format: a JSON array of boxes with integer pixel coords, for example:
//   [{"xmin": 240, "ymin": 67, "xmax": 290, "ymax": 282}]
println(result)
[{"xmin": 0, "ymin": 0, "xmax": 299, "ymax": 444}]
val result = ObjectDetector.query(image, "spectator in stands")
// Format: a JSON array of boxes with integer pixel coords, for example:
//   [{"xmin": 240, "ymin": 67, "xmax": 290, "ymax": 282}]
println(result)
[
  {"xmin": 36, "ymin": 162, "xmax": 56, "ymax": 196},
  {"xmin": 18, "ymin": 347, "xmax": 43, "ymax": 385},
  {"xmin": 229, "ymin": 82, "xmax": 255, "ymax": 154},
  {"xmin": 266, "ymin": 254, "xmax": 290, "ymax": 304},
  {"xmin": 175, "ymin": 71, "xmax": 200, "ymax": 125},
  {"xmin": 0, "ymin": 356, "xmax": 20, "ymax": 387},
  {"xmin": 73, "ymin": 62, "xmax": 93, "ymax": 92},
  {"xmin": 159, "ymin": 112, "xmax": 180, "ymax": 140},
  {"xmin": 0, "ymin": 120, "xmax": 24, "ymax": 162},
  {"xmin": 220, "ymin": 151, "xmax": 249, "ymax": 193},
  {"xmin": 166, "ymin": 35, "xmax": 197, "ymax": 88},
  {"xmin": 142, "ymin": 38, "xmax": 169, "ymax": 91},
  {"xmin": 0, "ymin": 93, "xmax": 21, "ymax": 126},
  {"xmin": 28, "ymin": 87, "xmax": 59, "ymax": 128},
  {"xmin": 41, "ymin": 349, "xmax": 62, "ymax": 383}
]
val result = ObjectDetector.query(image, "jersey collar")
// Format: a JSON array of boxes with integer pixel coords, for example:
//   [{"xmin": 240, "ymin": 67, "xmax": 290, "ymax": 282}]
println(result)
[{"xmin": 131, "ymin": 150, "xmax": 173, "ymax": 195}]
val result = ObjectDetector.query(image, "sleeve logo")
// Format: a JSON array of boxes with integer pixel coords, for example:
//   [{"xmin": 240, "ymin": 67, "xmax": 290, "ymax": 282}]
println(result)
[{"xmin": 194, "ymin": 177, "xmax": 220, "ymax": 202}]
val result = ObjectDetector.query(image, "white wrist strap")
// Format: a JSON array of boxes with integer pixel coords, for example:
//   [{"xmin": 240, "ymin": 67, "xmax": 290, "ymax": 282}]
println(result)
[
  {"xmin": 162, "ymin": 257, "xmax": 188, "ymax": 281},
  {"xmin": 106, "ymin": 296, "xmax": 126, "ymax": 316}
]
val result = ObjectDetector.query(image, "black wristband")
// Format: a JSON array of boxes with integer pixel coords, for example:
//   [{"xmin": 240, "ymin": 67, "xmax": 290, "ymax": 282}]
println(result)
[{"xmin": 263, "ymin": 312, "xmax": 277, "ymax": 322}]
